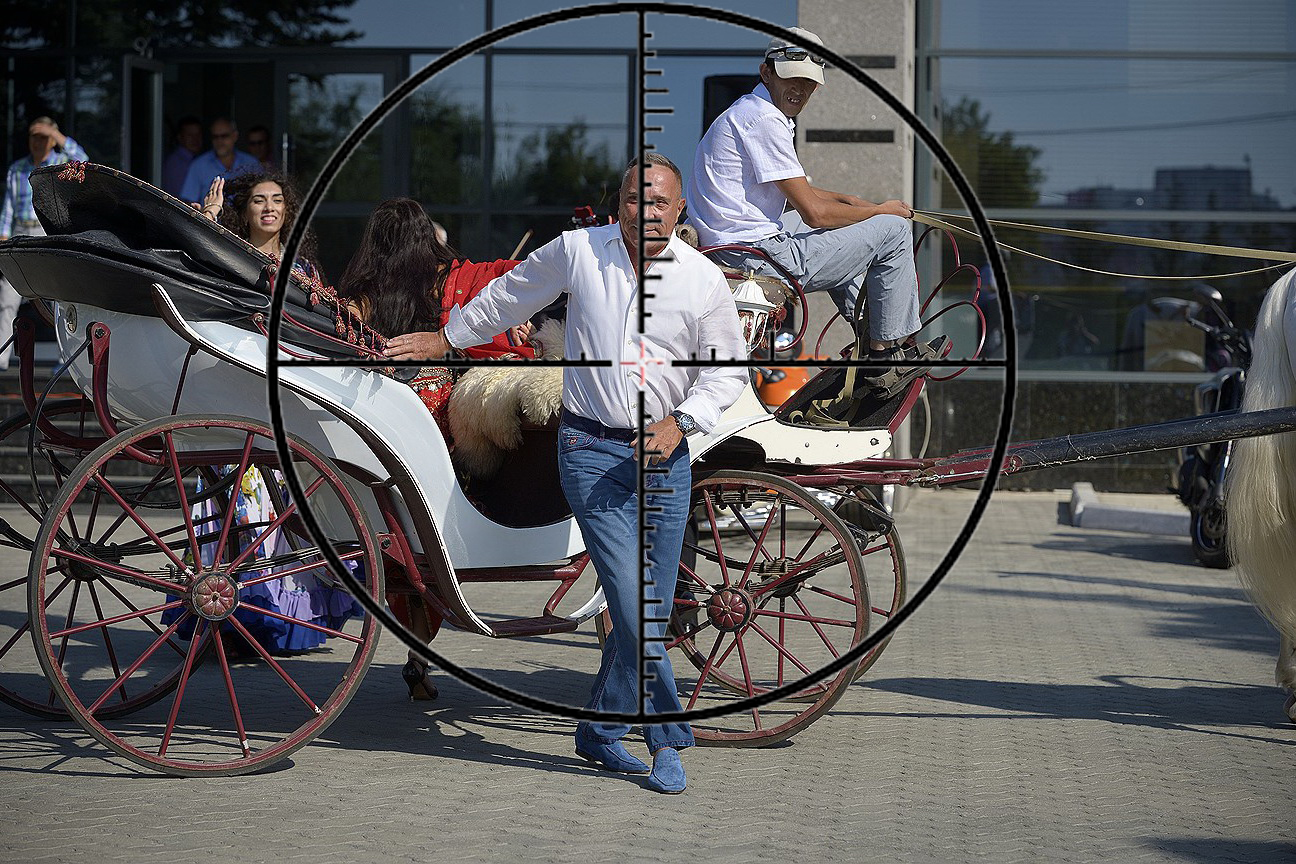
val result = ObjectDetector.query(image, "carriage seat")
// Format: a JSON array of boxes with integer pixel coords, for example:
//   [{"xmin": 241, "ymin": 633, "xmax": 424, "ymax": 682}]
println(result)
[{"xmin": 443, "ymin": 318, "xmax": 569, "ymax": 528}]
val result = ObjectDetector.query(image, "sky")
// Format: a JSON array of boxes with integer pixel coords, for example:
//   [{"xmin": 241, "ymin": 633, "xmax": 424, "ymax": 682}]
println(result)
[{"xmin": 935, "ymin": 0, "xmax": 1296, "ymax": 207}]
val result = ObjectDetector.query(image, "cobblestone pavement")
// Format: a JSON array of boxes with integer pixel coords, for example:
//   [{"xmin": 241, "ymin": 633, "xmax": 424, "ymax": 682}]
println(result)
[{"xmin": 1, "ymin": 490, "xmax": 1292, "ymax": 863}]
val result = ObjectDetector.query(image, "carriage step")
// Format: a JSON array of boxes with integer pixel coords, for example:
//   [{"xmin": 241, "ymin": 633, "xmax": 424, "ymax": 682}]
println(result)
[{"xmin": 489, "ymin": 615, "xmax": 579, "ymax": 638}]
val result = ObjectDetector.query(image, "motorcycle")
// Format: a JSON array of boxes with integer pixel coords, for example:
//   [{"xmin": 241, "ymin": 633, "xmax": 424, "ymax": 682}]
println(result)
[{"xmin": 1173, "ymin": 285, "xmax": 1253, "ymax": 568}]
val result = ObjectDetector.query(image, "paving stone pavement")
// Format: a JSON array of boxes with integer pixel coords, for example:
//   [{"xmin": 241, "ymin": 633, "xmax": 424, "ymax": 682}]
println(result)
[{"xmin": 1, "ymin": 490, "xmax": 1293, "ymax": 864}]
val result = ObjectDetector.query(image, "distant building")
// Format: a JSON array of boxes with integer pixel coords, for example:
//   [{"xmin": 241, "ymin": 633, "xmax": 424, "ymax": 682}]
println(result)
[{"xmin": 1152, "ymin": 166, "xmax": 1280, "ymax": 212}]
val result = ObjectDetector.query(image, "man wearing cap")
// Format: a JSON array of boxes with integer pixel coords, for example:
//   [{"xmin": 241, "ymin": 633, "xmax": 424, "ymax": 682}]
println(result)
[
  {"xmin": 0, "ymin": 116, "xmax": 89, "ymax": 370},
  {"xmin": 689, "ymin": 27, "xmax": 933, "ymax": 397}
]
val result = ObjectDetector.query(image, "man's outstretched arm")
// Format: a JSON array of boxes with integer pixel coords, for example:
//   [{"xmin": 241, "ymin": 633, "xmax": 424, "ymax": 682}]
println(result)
[{"xmin": 776, "ymin": 175, "xmax": 912, "ymax": 229}]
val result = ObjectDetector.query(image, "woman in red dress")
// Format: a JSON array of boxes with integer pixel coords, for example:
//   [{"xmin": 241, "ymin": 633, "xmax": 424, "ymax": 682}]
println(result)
[{"xmin": 337, "ymin": 198, "xmax": 538, "ymax": 700}]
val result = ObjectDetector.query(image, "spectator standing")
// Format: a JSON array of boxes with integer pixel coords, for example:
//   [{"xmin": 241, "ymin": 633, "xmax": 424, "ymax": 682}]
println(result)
[
  {"xmin": 0, "ymin": 117, "xmax": 88, "ymax": 369},
  {"xmin": 179, "ymin": 117, "xmax": 259, "ymax": 205},
  {"xmin": 161, "ymin": 115, "xmax": 203, "ymax": 198},
  {"xmin": 244, "ymin": 124, "xmax": 277, "ymax": 171}
]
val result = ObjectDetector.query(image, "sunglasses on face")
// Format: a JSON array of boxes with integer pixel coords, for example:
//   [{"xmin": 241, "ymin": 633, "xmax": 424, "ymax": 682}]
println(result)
[{"xmin": 765, "ymin": 47, "xmax": 827, "ymax": 67}]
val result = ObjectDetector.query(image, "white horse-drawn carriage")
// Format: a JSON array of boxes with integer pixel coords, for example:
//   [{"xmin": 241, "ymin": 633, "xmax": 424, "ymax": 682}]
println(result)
[{"xmin": 0, "ymin": 164, "xmax": 932, "ymax": 775}]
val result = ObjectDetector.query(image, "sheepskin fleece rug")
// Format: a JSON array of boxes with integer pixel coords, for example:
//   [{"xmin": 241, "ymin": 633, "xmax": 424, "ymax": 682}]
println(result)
[{"xmin": 448, "ymin": 318, "xmax": 564, "ymax": 478}]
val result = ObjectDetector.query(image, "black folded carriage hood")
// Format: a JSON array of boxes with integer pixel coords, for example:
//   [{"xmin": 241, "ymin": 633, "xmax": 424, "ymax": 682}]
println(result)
[{"xmin": 0, "ymin": 163, "xmax": 363, "ymax": 358}]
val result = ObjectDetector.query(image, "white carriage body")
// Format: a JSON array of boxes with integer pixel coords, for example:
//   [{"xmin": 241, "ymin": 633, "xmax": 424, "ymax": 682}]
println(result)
[{"xmin": 53, "ymin": 297, "xmax": 892, "ymax": 573}]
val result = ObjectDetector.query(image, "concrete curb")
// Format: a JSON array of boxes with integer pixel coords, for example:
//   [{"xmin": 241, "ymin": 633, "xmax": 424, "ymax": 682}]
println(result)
[{"xmin": 1068, "ymin": 481, "xmax": 1190, "ymax": 536}]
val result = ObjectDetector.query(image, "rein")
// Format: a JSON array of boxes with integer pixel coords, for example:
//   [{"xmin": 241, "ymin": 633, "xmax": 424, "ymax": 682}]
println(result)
[{"xmin": 913, "ymin": 209, "xmax": 1296, "ymax": 281}]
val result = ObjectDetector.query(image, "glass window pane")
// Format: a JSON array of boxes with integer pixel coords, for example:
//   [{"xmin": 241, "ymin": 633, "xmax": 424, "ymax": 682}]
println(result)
[
  {"xmin": 288, "ymin": 71, "xmax": 386, "ymax": 203},
  {"xmin": 332, "ymin": 0, "xmax": 485, "ymax": 49},
  {"xmin": 4, "ymin": 57, "xmax": 66, "ymax": 165},
  {"xmin": 490, "ymin": 5, "xmax": 636, "ymax": 49},
  {"xmin": 489, "ymin": 212, "xmax": 577, "ymax": 262},
  {"xmin": 409, "ymin": 55, "xmax": 485, "ymax": 207},
  {"xmin": 646, "ymin": 2, "xmax": 798, "ymax": 50},
  {"xmin": 933, "ymin": 57, "xmax": 1296, "ymax": 211},
  {"xmin": 72, "ymin": 57, "xmax": 121, "ymax": 169},
  {"xmin": 490, "ymin": 55, "xmax": 629, "ymax": 208},
  {"xmin": 934, "ymin": 0, "xmax": 1296, "ymax": 54},
  {"xmin": 930, "ymin": 219, "xmax": 1296, "ymax": 371}
]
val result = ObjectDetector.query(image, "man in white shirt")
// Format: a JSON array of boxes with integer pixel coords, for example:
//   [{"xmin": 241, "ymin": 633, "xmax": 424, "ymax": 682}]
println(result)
[
  {"xmin": 689, "ymin": 27, "xmax": 933, "ymax": 397},
  {"xmin": 384, "ymin": 153, "xmax": 748, "ymax": 794}
]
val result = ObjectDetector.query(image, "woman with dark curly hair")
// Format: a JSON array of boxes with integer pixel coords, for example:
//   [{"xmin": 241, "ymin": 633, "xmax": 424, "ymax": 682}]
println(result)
[
  {"xmin": 199, "ymin": 171, "xmax": 322, "ymax": 282},
  {"xmin": 338, "ymin": 197, "xmax": 536, "ymax": 433}
]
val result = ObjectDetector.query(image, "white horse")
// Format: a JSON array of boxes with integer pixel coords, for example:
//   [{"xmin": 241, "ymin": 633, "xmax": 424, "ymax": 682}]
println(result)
[{"xmin": 1225, "ymin": 266, "xmax": 1296, "ymax": 722}]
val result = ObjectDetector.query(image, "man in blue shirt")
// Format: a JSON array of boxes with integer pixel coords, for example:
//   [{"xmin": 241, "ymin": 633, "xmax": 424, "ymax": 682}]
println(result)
[
  {"xmin": 179, "ymin": 117, "xmax": 260, "ymax": 205},
  {"xmin": 0, "ymin": 116, "xmax": 89, "ymax": 369}
]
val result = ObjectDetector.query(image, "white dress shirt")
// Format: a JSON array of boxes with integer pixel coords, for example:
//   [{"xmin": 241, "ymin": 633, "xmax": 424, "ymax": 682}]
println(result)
[
  {"xmin": 443, "ymin": 223, "xmax": 748, "ymax": 432},
  {"xmin": 688, "ymin": 83, "xmax": 805, "ymax": 246}
]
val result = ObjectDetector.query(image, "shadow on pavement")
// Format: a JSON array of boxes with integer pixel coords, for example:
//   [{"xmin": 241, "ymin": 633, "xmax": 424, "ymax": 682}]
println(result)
[
  {"xmin": 1031, "ymin": 533, "xmax": 1202, "ymax": 567},
  {"xmin": 946, "ymin": 573, "xmax": 1276, "ymax": 657},
  {"xmin": 1149, "ymin": 838, "xmax": 1296, "ymax": 862},
  {"xmin": 306, "ymin": 663, "xmax": 652, "ymax": 787},
  {"xmin": 853, "ymin": 675, "xmax": 1296, "ymax": 745}
]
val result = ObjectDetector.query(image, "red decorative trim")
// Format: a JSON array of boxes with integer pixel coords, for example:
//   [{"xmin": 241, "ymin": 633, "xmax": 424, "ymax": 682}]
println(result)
[{"xmin": 56, "ymin": 161, "xmax": 87, "ymax": 182}]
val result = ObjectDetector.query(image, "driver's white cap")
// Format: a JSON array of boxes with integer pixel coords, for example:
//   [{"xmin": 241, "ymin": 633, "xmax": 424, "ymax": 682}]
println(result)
[{"xmin": 764, "ymin": 27, "xmax": 826, "ymax": 87}]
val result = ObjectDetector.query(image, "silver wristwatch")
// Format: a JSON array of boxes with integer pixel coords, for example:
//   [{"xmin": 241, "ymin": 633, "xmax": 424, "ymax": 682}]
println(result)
[{"xmin": 669, "ymin": 410, "xmax": 697, "ymax": 436}]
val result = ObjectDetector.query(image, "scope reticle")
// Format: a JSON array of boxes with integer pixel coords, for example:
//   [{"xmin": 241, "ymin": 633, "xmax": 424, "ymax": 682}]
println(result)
[{"xmin": 265, "ymin": 2, "xmax": 1015, "ymax": 728}]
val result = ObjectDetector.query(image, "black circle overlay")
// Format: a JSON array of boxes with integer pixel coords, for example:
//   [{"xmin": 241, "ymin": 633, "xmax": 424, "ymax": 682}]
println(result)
[{"xmin": 266, "ymin": 2, "xmax": 1016, "ymax": 725}]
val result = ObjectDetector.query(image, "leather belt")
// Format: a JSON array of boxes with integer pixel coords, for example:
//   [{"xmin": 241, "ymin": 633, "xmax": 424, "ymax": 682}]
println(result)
[{"xmin": 560, "ymin": 408, "xmax": 637, "ymax": 443}]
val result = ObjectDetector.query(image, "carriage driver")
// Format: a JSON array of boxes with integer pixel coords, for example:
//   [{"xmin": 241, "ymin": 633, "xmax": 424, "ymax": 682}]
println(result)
[
  {"xmin": 688, "ymin": 27, "xmax": 936, "ymax": 396},
  {"xmin": 383, "ymin": 153, "xmax": 748, "ymax": 794}
]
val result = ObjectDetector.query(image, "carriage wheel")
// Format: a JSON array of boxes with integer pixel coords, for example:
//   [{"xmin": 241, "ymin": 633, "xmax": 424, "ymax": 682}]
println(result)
[
  {"xmin": 0, "ymin": 399, "xmax": 172, "ymax": 718},
  {"xmin": 671, "ymin": 471, "xmax": 868, "ymax": 745},
  {"xmin": 832, "ymin": 488, "xmax": 907, "ymax": 678},
  {"xmin": 28, "ymin": 415, "xmax": 382, "ymax": 776}
]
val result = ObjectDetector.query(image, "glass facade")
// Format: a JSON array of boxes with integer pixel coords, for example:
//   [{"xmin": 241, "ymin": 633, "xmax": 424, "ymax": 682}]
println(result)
[
  {"xmin": 917, "ymin": 0, "xmax": 1296, "ymax": 375},
  {"xmin": 2, "ymin": 1, "xmax": 797, "ymax": 278}
]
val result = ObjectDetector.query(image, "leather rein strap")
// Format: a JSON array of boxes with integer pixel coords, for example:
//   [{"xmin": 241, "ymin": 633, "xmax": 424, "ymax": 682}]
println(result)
[{"xmin": 913, "ymin": 209, "xmax": 1296, "ymax": 281}]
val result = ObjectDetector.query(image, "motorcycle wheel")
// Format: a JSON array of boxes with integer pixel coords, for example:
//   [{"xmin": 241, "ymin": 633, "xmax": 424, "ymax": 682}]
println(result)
[{"xmin": 1190, "ymin": 503, "xmax": 1231, "ymax": 569}]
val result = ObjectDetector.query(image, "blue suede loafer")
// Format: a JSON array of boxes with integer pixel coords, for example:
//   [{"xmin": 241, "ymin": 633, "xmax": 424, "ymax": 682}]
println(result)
[
  {"xmin": 575, "ymin": 739, "xmax": 650, "ymax": 774},
  {"xmin": 645, "ymin": 747, "xmax": 686, "ymax": 794}
]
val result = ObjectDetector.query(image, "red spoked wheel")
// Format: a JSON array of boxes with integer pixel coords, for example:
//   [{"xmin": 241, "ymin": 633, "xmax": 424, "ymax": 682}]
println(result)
[
  {"xmin": 28, "ymin": 415, "xmax": 382, "ymax": 776},
  {"xmin": 670, "ymin": 471, "xmax": 868, "ymax": 745},
  {"xmin": 0, "ymin": 399, "xmax": 159, "ymax": 718},
  {"xmin": 831, "ymin": 488, "xmax": 907, "ymax": 679}
]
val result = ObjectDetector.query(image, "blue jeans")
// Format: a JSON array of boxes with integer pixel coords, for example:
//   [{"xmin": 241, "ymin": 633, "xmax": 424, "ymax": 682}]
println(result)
[
  {"xmin": 711, "ymin": 211, "xmax": 921, "ymax": 343},
  {"xmin": 558, "ymin": 418, "xmax": 695, "ymax": 752}
]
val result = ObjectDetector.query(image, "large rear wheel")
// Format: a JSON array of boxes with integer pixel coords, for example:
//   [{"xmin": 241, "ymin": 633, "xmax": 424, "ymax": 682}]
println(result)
[
  {"xmin": 832, "ymin": 488, "xmax": 907, "ymax": 678},
  {"xmin": 28, "ymin": 415, "xmax": 382, "ymax": 776},
  {"xmin": 0, "ymin": 399, "xmax": 152, "ymax": 717}
]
